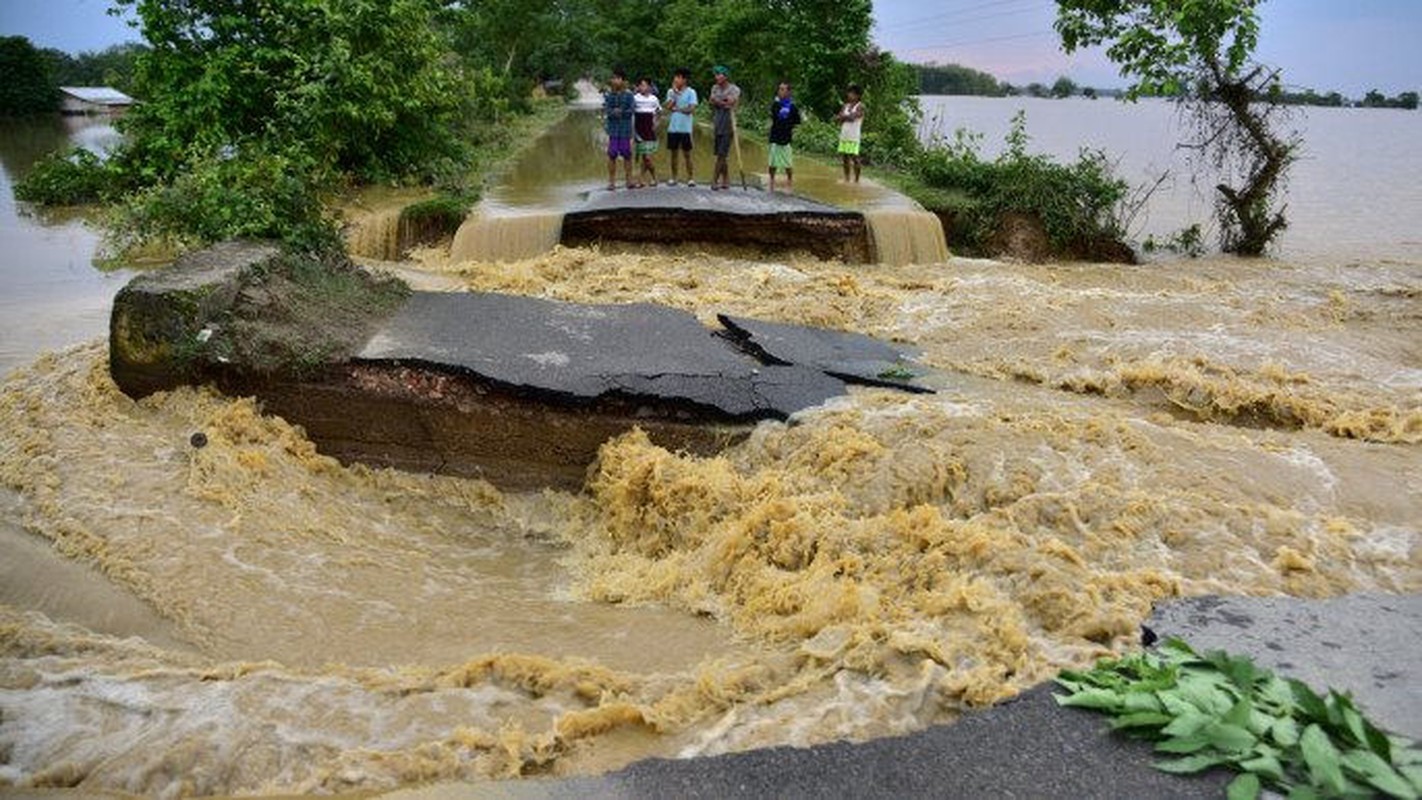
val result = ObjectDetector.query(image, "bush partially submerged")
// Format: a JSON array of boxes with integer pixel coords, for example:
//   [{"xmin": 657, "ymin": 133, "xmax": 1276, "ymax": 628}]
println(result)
[
  {"xmin": 13, "ymin": 147, "xmax": 116, "ymax": 205},
  {"xmin": 107, "ymin": 146, "xmax": 341, "ymax": 257},
  {"xmin": 914, "ymin": 112, "xmax": 1128, "ymax": 257}
]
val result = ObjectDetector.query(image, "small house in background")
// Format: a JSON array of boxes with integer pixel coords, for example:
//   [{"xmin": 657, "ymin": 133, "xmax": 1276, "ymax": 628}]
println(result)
[{"xmin": 58, "ymin": 87, "xmax": 135, "ymax": 115}]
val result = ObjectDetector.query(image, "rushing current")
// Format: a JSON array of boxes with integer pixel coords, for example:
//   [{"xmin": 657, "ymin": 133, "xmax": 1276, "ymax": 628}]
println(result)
[{"xmin": 0, "ymin": 101, "xmax": 1419, "ymax": 796}]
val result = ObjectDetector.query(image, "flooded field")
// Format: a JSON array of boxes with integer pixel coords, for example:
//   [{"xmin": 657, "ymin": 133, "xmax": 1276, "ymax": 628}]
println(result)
[{"xmin": 1, "ymin": 105, "xmax": 1420, "ymax": 796}]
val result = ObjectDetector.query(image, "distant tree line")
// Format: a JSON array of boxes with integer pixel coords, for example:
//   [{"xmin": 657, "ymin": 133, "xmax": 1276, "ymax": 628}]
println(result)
[
  {"xmin": 912, "ymin": 63, "xmax": 1122, "ymax": 100},
  {"xmin": 914, "ymin": 63, "xmax": 1007, "ymax": 96},
  {"xmin": 911, "ymin": 60, "xmax": 1417, "ymax": 112},
  {"xmin": 1271, "ymin": 87, "xmax": 1418, "ymax": 110}
]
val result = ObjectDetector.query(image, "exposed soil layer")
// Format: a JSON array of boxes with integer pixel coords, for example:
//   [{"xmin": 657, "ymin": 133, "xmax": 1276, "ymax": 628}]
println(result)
[
  {"xmin": 561, "ymin": 187, "xmax": 872, "ymax": 263},
  {"xmin": 108, "ymin": 241, "xmax": 927, "ymax": 489}
]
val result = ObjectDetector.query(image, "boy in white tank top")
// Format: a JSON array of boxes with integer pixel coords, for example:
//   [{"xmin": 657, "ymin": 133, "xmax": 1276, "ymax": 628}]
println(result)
[{"xmin": 835, "ymin": 84, "xmax": 865, "ymax": 183}]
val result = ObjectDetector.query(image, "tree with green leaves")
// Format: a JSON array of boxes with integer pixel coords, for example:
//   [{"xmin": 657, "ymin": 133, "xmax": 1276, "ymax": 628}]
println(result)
[
  {"xmin": 0, "ymin": 36, "xmax": 60, "ymax": 116},
  {"xmin": 1056, "ymin": 0, "xmax": 1298, "ymax": 256},
  {"xmin": 1050, "ymin": 75, "xmax": 1078, "ymax": 98},
  {"xmin": 114, "ymin": 0, "xmax": 465, "ymax": 184}
]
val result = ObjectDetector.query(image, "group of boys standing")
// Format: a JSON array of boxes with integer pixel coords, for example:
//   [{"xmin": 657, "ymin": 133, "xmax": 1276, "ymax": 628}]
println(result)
[{"xmin": 602, "ymin": 65, "xmax": 866, "ymax": 194}]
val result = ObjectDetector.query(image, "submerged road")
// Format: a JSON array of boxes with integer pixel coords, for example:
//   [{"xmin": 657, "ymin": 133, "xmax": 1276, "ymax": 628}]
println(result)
[{"xmin": 386, "ymin": 593, "xmax": 1420, "ymax": 800}]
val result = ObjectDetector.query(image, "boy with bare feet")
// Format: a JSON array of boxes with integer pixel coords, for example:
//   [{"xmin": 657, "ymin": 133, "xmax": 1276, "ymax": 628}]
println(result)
[
  {"xmin": 603, "ymin": 68, "xmax": 635, "ymax": 190},
  {"xmin": 767, "ymin": 81, "xmax": 802, "ymax": 193}
]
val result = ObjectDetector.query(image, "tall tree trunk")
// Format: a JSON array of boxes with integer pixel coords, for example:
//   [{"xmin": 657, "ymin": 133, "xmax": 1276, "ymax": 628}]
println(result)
[{"xmin": 1208, "ymin": 61, "xmax": 1295, "ymax": 256}]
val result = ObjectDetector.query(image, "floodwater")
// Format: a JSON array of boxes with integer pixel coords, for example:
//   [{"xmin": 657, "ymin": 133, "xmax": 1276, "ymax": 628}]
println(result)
[
  {"xmin": 920, "ymin": 95, "xmax": 1422, "ymax": 263},
  {"xmin": 0, "ymin": 116, "xmax": 129, "ymax": 375},
  {"xmin": 1, "ymin": 103, "xmax": 1420, "ymax": 796}
]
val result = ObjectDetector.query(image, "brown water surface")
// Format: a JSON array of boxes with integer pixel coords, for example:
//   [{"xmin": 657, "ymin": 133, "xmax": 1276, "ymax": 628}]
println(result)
[{"xmin": 0, "ymin": 106, "xmax": 1419, "ymax": 796}]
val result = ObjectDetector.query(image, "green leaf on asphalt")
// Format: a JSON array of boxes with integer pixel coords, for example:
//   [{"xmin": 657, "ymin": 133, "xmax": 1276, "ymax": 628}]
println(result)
[
  {"xmin": 1258, "ymin": 675, "xmax": 1295, "ymax": 710},
  {"xmin": 1123, "ymin": 691, "xmax": 1165, "ymax": 713},
  {"xmin": 1227, "ymin": 772, "xmax": 1261, "ymax": 800},
  {"xmin": 1341, "ymin": 749, "xmax": 1419, "ymax": 799},
  {"xmin": 1400, "ymin": 764, "xmax": 1422, "ymax": 793},
  {"xmin": 1272, "ymin": 716, "xmax": 1301, "ymax": 747},
  {"xmin": 1155, "ymin": 734, "xmax": 1211, "ymax": 754},
  {"xmin": 1159, "ymin": 691, "xmax": 1199, "ymax": 717},
  {"xmin": 1223, "ymin": 698, "xmax": 1252, "ymax": 727},
  {"xmin": 1175, "ymin": 673, "xmax": 1233, "ymax": 715},
  {"xmin": 1301, "ymin": 723, "xmax": 1347, "ymax": 793},
  {"xmin": 1291, "ymin": 679, "xmax": 1329, "ymax": 722},
  {"xmin": 1055, "ymin": 637, "xmax": 1422, "ymax": 799},
  {"xmin": 1160, "ymin": 637, "xmax": 1197, "ymax": 658},
  {"xmin": 1239, "ymin": 753, "xmax": 1285, "ymax": 782},
  {"xmin": 1392, "ymin": 738, "xmax": 1422, "ymax": 765},
  {"xmin": 1154, "ymin": 752, "xmax": 1228, "ymax": 774},
  {"xmin": 1161, "ymin": 711, "xmax": 1210, "ymax": 738},
  {"xmin": 1342, "ymin": 705, "xmax": 1369, "ymax": 747},
  {"xmin": 1056, "ymin": 687, "xmax": 1123, "ymax": 711},
  {"xmin": 1203, "ymin": 721, "xmax": 1257, "ymax": 753},
  {"xmin": 1110, "ymin": 711, "xmax": 1173, "ymax": 730}
]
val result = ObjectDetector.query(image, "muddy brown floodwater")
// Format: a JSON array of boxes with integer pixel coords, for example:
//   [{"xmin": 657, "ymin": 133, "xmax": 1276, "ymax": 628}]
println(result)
[
  {"xmin": 1, "ymin": 107, "xmax": 1420, "ymax": 796},
  {"xmin": 2, "ymin": 243, "xmax": 1418, "ymax": 796}
]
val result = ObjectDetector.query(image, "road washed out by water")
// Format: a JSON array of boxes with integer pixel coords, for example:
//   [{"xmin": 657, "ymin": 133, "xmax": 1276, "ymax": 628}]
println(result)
[
  {"xmin": 2, "ymin": 246, "xmax": 1419, "ymax": 795},
  {"xmin": 2, "ymin": 111, "xmax": 1421, "ymax": 796}
]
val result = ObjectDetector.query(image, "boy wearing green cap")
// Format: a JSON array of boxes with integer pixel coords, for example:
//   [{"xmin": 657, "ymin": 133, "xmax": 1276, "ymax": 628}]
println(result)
[{"xmin": 708, "ymin": 65, "xmax": 740, "ymax": 191}]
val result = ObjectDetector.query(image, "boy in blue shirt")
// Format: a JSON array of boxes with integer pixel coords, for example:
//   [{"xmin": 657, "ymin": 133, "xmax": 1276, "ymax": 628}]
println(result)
[
  {"xmin": 663, "ymin": 67, "xmax": 698, "ymax": 186},
  {"xmin": 603, "ymin": 68, "xmax": 635, "ymax": 190}
]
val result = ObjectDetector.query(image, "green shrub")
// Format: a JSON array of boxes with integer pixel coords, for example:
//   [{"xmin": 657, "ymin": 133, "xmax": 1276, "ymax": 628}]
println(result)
[
  {"xmin": 13, "ymin": 147, "xmax": 115, "ymax": 205},
  {"xmin": 913, "ymin": 112, "xmax": 1127, "ymax": 254},
  {"xmin": 108, "ymin": 146, "xmax": 340, "ymax": 256}
]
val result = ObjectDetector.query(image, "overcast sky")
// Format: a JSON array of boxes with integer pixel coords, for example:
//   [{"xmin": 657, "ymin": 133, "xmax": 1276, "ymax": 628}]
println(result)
[
  {"xmin": 2, "ymin": 0, "xmax": 1418, "ymax": 97},
  {"xmin": 872, "ymin": 0, "xmax": 1422, "ymax": 95}
]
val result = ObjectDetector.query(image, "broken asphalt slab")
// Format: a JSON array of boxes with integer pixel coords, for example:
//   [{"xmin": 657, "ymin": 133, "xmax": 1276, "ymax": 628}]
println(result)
[
  {"xmin": 432, "ymin": 593, "xmax": 1419, "ymax": 799},
  {"xmin": 109, "ymin": 242, "xmax": 932, "ymax": 487},
  {"xmin": 357, "ymin": 291, "xmax": 853, "ymax": 421},
  {"xmin": 718, "ymin": 313, "xmax": 930, "ymax": 392},
  {"xmin": 1148, "ymin": 593, "xmax": 1422, "ymax": 740}
]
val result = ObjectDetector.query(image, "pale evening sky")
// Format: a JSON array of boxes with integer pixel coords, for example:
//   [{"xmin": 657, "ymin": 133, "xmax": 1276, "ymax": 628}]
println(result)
[{"xmin": 1, "ymin": 0, "xmax": 1418, "ymax": 97}]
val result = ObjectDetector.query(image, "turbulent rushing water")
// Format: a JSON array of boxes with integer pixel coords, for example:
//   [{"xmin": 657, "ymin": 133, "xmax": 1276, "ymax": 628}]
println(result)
[{"xmin": 1, "ymin": 106, "xmax": 1420, "ymax": 796}]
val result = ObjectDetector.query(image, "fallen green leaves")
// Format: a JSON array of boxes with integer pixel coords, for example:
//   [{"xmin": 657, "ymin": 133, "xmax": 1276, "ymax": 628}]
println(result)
[{"xmin": 1055, "ymin": 638, "xmax": 1422, "ymax": 799}]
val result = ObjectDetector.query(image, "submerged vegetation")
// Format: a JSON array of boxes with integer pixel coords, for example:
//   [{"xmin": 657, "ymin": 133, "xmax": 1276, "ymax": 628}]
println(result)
[
  {"xmin": 1057, "ymin": 639, "xmax": 1422, "ymax": 799},
  {"xmin": 1056, "ymin": 0, "xmax": 1298, "ymax": 256},
  {"xmin": 910, "ymin": 114, "xmax": 1128, "ymax": 259}
]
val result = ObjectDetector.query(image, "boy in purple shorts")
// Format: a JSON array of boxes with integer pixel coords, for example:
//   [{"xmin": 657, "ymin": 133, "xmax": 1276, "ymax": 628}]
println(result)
[{"xmin": 603, "ymin": 68, "xmax": 635, "ymax": 190}]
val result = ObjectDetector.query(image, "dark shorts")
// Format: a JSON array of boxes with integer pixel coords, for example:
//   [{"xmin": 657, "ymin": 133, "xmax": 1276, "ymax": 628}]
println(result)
[
  {"xmin": 607, "ymin": 136, "xmax": 632, "ymax": 160},
  {"xmin": 714, "ymin": 132, "xmax": 732, "ymax": 157},
  {"xmin": 667, "ymin": 132, "xmax": 693, "ymax": 152}
]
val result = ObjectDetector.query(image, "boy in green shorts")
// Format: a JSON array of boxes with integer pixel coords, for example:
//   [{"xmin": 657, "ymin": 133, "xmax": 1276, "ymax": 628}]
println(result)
[
  {"xmin": 835, "ymin": 84, "xmax": 865, "ymax": 183},
  {"xmin": 767, "ymin": 81, "xmax": 802, "ymax": 193},
  {"xmin": 633, "ymin": 76, "xmax": 661, "ymax": 187}
]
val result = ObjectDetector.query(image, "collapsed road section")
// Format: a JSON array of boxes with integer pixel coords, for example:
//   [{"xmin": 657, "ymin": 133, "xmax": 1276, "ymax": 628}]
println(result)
[{"xmin": 110, "ymin": 241, "xmax": 927, "ymax": 489}]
